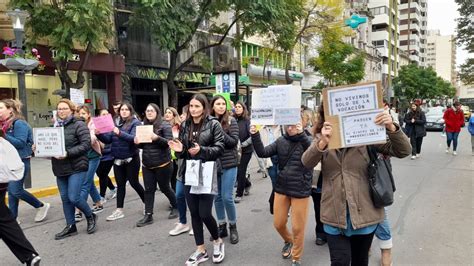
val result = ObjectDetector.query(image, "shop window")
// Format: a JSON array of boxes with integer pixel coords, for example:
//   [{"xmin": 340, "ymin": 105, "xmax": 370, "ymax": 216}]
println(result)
[{"xmin": 91, "ymin": 74, "xmax": 107, "ymax": 90}]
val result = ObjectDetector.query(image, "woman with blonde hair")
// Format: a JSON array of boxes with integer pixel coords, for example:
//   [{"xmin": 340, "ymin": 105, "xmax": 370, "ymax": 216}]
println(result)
[{"xmin": 164, "ymin": 106, "xmax": 181, "ymax": 192}]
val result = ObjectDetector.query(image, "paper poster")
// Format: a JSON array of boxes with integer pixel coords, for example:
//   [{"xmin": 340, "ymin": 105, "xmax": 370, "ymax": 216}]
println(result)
[
  {"xmin": 70, "ymin": 88, "xmax": 85, "ymax": 105},
  {"xmin": 33, "ymin": 127, "xmax": 66, "ymax": 157},
  {"xmin": 190, "ymin": 161, "xmax": 215, "ymax": 194},
  {"xmin": 340, "ymin": 110, "xmax": 387, "ymax": 147},
  {"xmin": 327, "ymin": 83, "xmax": 378, "ymax": 116},
  {"xmin": 136, "ymin": 125, "xmax": 154, "ymax": 143},
  {"xmin": 251, "ymin": 85, "xmax": 302, "ymax": 125},
  {"xmin": 92, "ymin": 114, "xmax": 115, "ymax": 134}
]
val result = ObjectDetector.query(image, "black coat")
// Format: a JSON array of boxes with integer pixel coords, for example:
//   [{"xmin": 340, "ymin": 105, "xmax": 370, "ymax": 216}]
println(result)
[
  {"xmin": 138, "ymin": 121, "xmax": 173, "ymax": 169},
  {"xmin": 236, "ymin": 116, "xmax": 253, "ymax": 154},
  {"xmin": 252, "ymin": 132, "xmax": 313, "ymax": 198},
  {"xmin": 52, "ymin": 117, "xmax": 91, "ymax": 177},
  {"xmin": 404, "ymin": 111, "xmax": 426, "ymax": 138},
  {"xmin": 219, "ymin": 117, "xmax": 240, "ymax": 169}
]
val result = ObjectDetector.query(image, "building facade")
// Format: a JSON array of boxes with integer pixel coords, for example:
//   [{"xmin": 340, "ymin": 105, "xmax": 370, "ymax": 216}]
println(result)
[
  {"xmin": 398, "ymin": 0, "xmax": 428, "ymax": 67},
  {"xmin": 426, "ymin": 30, "xmax": 457, "ymax": 86}
]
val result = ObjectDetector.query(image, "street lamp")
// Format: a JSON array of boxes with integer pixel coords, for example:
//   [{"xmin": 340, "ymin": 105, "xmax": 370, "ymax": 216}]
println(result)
[{"xmin": 266, "ymin": 61, "xmax": 273, "ymax": 81}]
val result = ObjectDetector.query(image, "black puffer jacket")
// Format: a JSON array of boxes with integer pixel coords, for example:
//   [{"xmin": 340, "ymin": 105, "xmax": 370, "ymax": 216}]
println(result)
[
  {"xmin": 252, "ymin": 132, "xmax": 312, "ymax": 198},
  {"xmin": 219, "ymin": 117, "xmax": 240, "ymax": 169},
  {"xmin": 236, "ymin": 116, "xmax": 253, "ymax": 154},
  {"xmin": 52, "ymin": 117, "xmax": 91, "ymax": 177},
  {"xmin": 404, "ymin": 111, "xmax": 426, "ymax": 138},
  {"xmin": 138, "ymin": 121, "xmax": 173, "ymax": 168}
]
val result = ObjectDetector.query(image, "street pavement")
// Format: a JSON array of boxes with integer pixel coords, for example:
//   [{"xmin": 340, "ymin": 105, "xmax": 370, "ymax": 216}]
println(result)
[{"xmin": 1, "ymin": 129, "xmax": 472, "ymax": 265}]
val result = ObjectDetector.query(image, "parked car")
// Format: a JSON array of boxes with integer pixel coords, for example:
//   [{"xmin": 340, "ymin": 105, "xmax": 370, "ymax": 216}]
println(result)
[
  {"xmin": 425, "ymin": 107, "xmax": 445, "ymax": 131},
  {"xmin": 461, "ymin": 105, "xmax": 471, "ymax": 121}
]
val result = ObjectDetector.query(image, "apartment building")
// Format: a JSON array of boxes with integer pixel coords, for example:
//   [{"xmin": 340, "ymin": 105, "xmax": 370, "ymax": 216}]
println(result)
[
  {"xmin": 426, "ymin": 30, "xmax": 457, "ymax": 86},
  {"xmin": 398, "ymin": 0, "xmax": 428, "ymax": 66}
]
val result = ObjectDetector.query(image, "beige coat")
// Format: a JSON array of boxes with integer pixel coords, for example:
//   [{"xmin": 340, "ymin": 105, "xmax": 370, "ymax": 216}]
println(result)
[{"xmin": 301, "ymin": 127, "xmax": 411, "ymax": 229}]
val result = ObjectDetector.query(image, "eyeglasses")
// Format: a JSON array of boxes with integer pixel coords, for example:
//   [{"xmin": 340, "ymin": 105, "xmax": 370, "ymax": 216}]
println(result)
[{"xmin": 57, "ymin": 108, "xmax": 70, "ymax": 111}]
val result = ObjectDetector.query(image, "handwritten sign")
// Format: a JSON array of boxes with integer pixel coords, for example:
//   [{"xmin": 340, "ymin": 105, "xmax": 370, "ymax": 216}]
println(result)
[
  {"xmin": 251, "ymin": 85, "xmax": 301, "ymax": 125},
  {"xmin": 327, "ymin": 83, "xmax": 377, "ymax": 116},
  {"xmin": 70, "ymin": 88, "xmax": 85, "ymax": 105},
  {"xmin": 136, "ymin": 125, "xmax": 154, "ymax": 143},
  {"xmin": 92, "ymin": 114, "xmax": 115, "ymax": 134},
  {"xmin": 33, "ymin": 127, "xmax": 66, "ymax": 157},
  {"xmin": 340, "ymin": 110, "xmax": 386, "ymax": 147}
]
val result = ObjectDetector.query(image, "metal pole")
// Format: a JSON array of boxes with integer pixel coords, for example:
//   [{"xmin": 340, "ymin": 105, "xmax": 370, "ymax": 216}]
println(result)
[{"xmin": 17, "ymin": 70, "xmax": 28, "ymax": 121}]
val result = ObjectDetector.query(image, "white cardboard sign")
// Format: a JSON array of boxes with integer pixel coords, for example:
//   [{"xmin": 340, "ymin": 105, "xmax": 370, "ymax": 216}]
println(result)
[
  {"xmin": 251, "ymin": 85, "xmax": 302, "ymax": 125},
  {"xmin": 33, "ymin": 127, "xmax": 66, "ymax": 157}
]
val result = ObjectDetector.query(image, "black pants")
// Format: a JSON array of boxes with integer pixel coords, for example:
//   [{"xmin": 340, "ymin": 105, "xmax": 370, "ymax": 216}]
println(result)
[
  {"xmin": 311, "ymin": 189, "xmax": 325, "ymax": 239},
  {"xmin": 170, "ymin": 160, "xmax": 178, "ymax": 192},
  {"xmin": 236, "ymin": 152, "xmax": 252, "ymax": 197},
  {"xmin": 410, "ymin": 136, "xmax": 424, "ymax": 155},
  {"xmin": 327, "ymin": 232, "xmax": 375, "ymax": 266},
  {"xmin": 185, "ymin": 186, "xmax": 219, "ymax": 245},
  {"xmin": 113, "ymin": 155, "xmax": 145, "ymax": 208},
  {"xmin": 143, "ymin": 163, "xmax": 177, "ymax": 214},
  {"xmin": 0, "ymin": 189, "xmax": 38, "ymax": 263},
  {"xmin": 96, "ymin": 160, "xmax": 116, "ymax": 197}
]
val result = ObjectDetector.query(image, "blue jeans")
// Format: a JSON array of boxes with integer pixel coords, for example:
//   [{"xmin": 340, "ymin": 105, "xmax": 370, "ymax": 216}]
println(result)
[
  {"xmin": 8, "ymin": 159, "xmax": 42, "ymax": 219},
  {"xmin": 81, "ymin": 157, "xmax": 101, "ymax": 203},
  {"xmin": 375, "ymin": 207, "xmax": 392, "ymax": 249},
  {"xmin": 446, "ymin": 132, "xmax": 460, "ymax": 151},
  {"xmin": 57, "ymin": 171, "xmax": 93, "ymax": 225},
  {"xmin": 215, "ymin": 167, "xmax": 237, "ymax": 224},
  {"xmin": 176, "ymin": 180, "xmax": 187, "ymax": 224}
]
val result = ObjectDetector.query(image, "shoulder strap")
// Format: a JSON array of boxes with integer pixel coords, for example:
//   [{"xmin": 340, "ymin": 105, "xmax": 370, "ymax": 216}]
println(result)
[
  {"xmin": 279, "ymin": 141, "xmax": 301, "ymax": 169},
  {"xmin": 366, "ymin": 145, "xmax": 378, "ymax": 164}
]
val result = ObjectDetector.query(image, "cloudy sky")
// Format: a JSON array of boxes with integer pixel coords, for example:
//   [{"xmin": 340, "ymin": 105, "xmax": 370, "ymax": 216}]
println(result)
[{"xmin": 427, "ymin": 0, "xmax": 470, "ymax": 68}]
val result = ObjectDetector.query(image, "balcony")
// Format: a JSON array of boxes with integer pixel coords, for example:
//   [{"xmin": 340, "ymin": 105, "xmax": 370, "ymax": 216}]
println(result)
[
  {"xmin": 400, "ymin": 12, "xmax": 421, "ymax": 22},
  {"xmin": 373, "ymin": 13, "xmax": 390, "ymax": 26},
  {"xmin": 372, "ymin": 31, "xmax": 389, "ymax": 42},
  {"xmin": 399, "ymin": 2, "xmax": 421, "ymax": 13},
  {"xmin": 400, "ymin": 23, "xmax": 421, "ymax": 33}
]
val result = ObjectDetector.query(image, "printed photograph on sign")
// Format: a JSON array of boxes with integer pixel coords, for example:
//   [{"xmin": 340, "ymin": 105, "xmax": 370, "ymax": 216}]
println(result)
[
  {"xmin": 340, "ymin": 109, "xmax": 386, "ymax": 147},
  {"xmin": 328, "ymin": 83, "xmax": 377, "ymax": 116}
]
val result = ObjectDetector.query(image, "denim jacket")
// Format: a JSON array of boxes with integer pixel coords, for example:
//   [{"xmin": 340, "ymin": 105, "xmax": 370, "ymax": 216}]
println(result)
[{"xmin": 5, "ymin": 119, "xmax": 33, "ymax": 159}]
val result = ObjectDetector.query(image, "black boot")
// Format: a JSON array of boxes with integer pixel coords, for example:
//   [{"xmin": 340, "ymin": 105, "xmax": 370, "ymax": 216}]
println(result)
[
  {"xmin": 55, "ymin": 224, "xmax": 78, "ymax": 240},
  {"xmin": 136, "ymin": 213, "xmax": 153, "ymax": 227},
  {"xmin": 218, "ymin": 222, "xmax": 228, "ymax": 238},
  {"xmin": 86, "ymin": 213, "xmax": 97, "ymax": 234},
  {"xmin": 229, "ymin": 223, "xmax": 239, "ymax": 244}
]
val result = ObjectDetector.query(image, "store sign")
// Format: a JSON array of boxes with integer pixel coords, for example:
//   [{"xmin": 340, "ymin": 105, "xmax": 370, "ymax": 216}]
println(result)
[
  {"xmin": 215, "ymin": 72, "xmax": 236, "ymax": 93},
  {"xmin": 51, "ymin": 50, "xmax": 80, "ymax": 62}
]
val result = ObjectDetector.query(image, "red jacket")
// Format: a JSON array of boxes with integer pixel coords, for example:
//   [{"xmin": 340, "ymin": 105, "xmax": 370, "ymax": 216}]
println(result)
[{"xmin": 443, "ymin": 108, "xmax": 464, "ymax": 133}]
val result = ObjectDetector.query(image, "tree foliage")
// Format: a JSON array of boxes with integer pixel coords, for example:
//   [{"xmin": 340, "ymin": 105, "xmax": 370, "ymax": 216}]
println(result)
[
  {"xmin": 393, "ymin": 64, "xmax": 456, "ymax": 101},
  {"xmin": 10, "ymin": 0, "xmax": 114, "ymax": 96},
  {"xmin": 455, "ymin": 0, "xmax": 473, "ymax": 84}
]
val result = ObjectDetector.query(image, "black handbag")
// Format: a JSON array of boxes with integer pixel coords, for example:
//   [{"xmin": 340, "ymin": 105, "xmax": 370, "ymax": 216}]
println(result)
[{"xmin": 366, "ymin": 145, "xmax": 396, "ymax": 208}]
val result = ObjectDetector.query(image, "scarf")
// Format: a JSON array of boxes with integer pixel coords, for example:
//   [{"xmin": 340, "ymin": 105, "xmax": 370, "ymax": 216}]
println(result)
[
  {"xmin": 56, "ymin": 115, "xmax": 74, "ymax": 127},
  {"xmin": 0, "ymin": 117, "xmax": 14, "ymax": 134}
]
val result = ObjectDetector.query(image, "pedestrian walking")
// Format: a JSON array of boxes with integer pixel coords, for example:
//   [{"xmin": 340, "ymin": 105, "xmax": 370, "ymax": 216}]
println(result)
[
  {"xmin": 168, "ymin": 94, "xmax": 226, "ymax": 265},
  {"xmin": 250, "ymin": 122, "xmax": 313, "ymax": 266},
  {"xmin": 443, "ymin": 102, "xmax": 465, "ymax": 155},
  {"xmin": 53, "ymin": 99, "xmax": 97, "ymax": 240},
  {"xmin": 164, "ymin": 106, "xmax": 181, "ymax": 192},
  {"xmin": 135, "ymin": 103, "xmax": 177, "ymax": 227},
  {"xmin": 97, "ymin": 103, "xmax": 145, "ymax": 221},
  {"xmin": 210, "ymin": 95, "xmax": 240, "ymax": 244},
  {"xmin": 95, "ymin": 109, "xmax": 117, "ymax": 201},
  {"xmin": 469, "ymin": 113, "xmax": 474, "ymax": 156},
  {"xmin": 233, "ymin": 101, "xmax": 252, "ymax": 203},
  {"xmin": 404, "ymin": 103, "xmax": 427, "ymax": 159},
  {"xmin": 0, "ymin": 99, "xmax": 50, "ymax": 223},
  {"xmin": 301, "ymin": 103, "xmax": 411, "ymax": 266}
]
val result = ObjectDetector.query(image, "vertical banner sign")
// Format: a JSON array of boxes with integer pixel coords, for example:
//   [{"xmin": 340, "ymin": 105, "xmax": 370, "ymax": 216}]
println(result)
[
  {"xmin": 70, "ymin": 88, "xmax": 85, "ymax": 105},
  {"xmin": 33, "ymin": 127, "xmax": 66, "ymax": 157},
  {"xmin": 215, "ymin": 72, "xmax": 236, "ymax": 94},
  {"xmin": 251, "ymin": 85, "xmax": 302, "ymax": 125}
]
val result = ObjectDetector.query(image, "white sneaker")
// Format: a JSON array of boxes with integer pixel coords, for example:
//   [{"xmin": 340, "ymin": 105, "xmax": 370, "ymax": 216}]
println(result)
[
  {"xmin": 212, "ymin": 241, "xmax": 225, "ymax": 263},
  {"xmin": 34, "ymin": 202, "xmax": 50, "ymax": 222},
  {"xmin": 106, "ymin": 189, "xmax": 117, "ymax": 200},
  {"xmin": 16, "ymin": 218, "xmax": 21, "ymax": 225},
  {"xmin": 186, "ymin": 250, "xmax": 208, "ymax": 265},
  {"xmin": 411, "ymin": 155, "xmax": 416, "ymax": 160},
  {"xmin": 446, "ymin": 149, "xmax": 450, "ymax": 154},
  {"xmin": 189, "ymin": 229, "xmax": 194, "ymax": 236},
  {"xmin": 416, "ymin": 154, "xmax": 420, "ymax": 158},
  {"xmin": 169, "ymin": 223, "xmax": 190, "ymax": 236},
  {"xmin": 106, "ymin": 209, "xmax": 124, "ymax": 221},
  {"xmin": 453, "ymin": 151, "xmax": 457, "ymax": 156}
]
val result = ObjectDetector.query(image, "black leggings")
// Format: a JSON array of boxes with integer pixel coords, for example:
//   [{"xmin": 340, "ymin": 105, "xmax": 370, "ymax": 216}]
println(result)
[
  {"xmin": 236, "ymin": 152, "xmax": 252, "ymax": 197},
  {"xmin": 143, "ymin": 163, "xmax": 177, "ymax": 214},
  {"xmin": 327, "ymin": 232, "xmax": 375, "ymax": 266},
  {"xmin": 410, "ymin": 136, "xmax": 424, "ymax": 155},
  {"xmin": 96, "ymin": 160, "xmax": 116, "ymax": 197},
  {"xmin": 0, "ymin": 189, "xmax": 38, "ymax": 263},
  {"xmin": 170, "ymin": 160, "xmax": 178, "ymax": 192},
  {"xmin": 113, "ymin": 155, "xmax": 145, "ymax": 208},
  {"xmin": 185, "ymin": 186, "xmax": 219, "ymax": 245}
]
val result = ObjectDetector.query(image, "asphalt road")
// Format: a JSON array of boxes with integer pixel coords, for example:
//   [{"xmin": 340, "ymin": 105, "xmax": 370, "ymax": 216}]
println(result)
[{"xmin": 1, "ymin": 129, "xmax": 472, "ymax": 265}]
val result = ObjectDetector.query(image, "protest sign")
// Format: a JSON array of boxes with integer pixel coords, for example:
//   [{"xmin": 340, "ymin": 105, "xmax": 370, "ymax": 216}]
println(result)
[
  {"xmin": 33, "ymin": 127, "xmax": 66, "ymax": 157},
  {"xmin": 322, "ymin": 81, "xmax": 385, "ymax": 149},
  {"xmin": 251, "ymin": 85, "xmax": 301, "ymax": 125},
  {"xmin": 136, "ymin": 125, "xmax": 154, "ymax": 143},
  {"xmin": 92, "ymin": 114, "xmax": 115, "ymax": 134},
  {"xmin": 70, "ymin": 88, "xmax": 85, "ymax": 105}
]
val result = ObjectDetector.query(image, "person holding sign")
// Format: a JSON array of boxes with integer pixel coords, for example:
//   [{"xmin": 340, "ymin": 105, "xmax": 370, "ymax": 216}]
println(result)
[
  {"xmin": 52, "ymin": 99, "xmax": 97, "ymax": 240},
  {"xmin": 95, "ymin": 109, "xmax": 117, "ymax": 202},
  {"xmin": 0, "ymin": 99, "xmax": 50, "ymax": 223},
  {"xmin": 134, "ymin": 103, "xmax": 177, "ymax": 227},
  {"xmin": 168, "ymin": 94, "xmax": 226, "ymax": 265},
  {"xmin": 250, "ymin": 122, "xmax": 312, "ymax": 266},
  {"xmin": 301, "ymin": 103, "xmax": 411, "ymax": 266},
  {"xmin": 97, "ymin": 103, "xmax": 145, "ymax": 222}
]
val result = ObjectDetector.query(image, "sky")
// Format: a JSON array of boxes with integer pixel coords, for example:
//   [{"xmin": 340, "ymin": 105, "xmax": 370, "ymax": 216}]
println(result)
[{"xmin": 427, "ymin": 0, "xmax": 470, "ymax": 68}]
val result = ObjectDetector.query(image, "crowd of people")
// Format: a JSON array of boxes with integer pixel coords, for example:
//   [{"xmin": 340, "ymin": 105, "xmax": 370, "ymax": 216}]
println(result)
[{"xmin": 1, "ymin": 94, "xmax": 472, "ymax": 265}]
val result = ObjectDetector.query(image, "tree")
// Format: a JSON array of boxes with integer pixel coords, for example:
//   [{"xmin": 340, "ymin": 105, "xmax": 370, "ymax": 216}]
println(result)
[
  {"xmin": 10, "ymin": 0, "xmax": 114, "ymax": 98},
  {"xmin": 455, "ymin": 0, "xmax": 473, "ymax": 84},
  {"xmin": 308, "ymin": 30, "xmax": 365, "ymax": 86},
  {"xmin": 393, "ymin": 64, "xmax": 456, "ymax": 102},
  {"xmin": 130, "ymin": 0, "xmax": 288, "ymax": 107}
]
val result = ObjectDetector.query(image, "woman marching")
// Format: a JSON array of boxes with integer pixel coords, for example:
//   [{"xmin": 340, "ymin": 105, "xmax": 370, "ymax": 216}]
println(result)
[
  {"xmin": 403, "ymin": 103, "xmax": 426, "ymax": 159},
  {"xmin": 52, "ymin": 99, "xmax": 97, "ymax": 240},
  {"xmin": 301, "ymin": 103, "xmax": 411, "ymax": 265},
  {"xmin": 233, "ymin": 101, "xmax": 252, "ymax": 203},
  {"xmin": 95, "ymin": 109, "xmax": 117, "ymax": 202},
  {"xmin": 210, "ymin": 95, "xmax": 240, "ymax": 244},
  {"xmin": 168, "ymin": 94, "xmax": 226, "ymax": 265},
  {"xmin": 97, "ymin": 103, "xmax": 145, "ymax": 221},
  {"xmin": 135, "ymin": 103, "xmax": 177, "ymax": 227},
  {"xmin": 0, "ymin": 99, "xmax": 50, "ymax": 223},
  {"xmin": 163, "ymin": 107, "xmax": 181, "ymax": 192}
]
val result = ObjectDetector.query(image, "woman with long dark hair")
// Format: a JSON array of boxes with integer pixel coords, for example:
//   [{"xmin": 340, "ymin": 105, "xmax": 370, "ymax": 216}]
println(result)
[
  {"xmin": 168, "ymin": 94, "xmax": 226, "ymax": 265},
  {"xmin": 233, "ymin": 101, "xmax": 252, "ymax": 203},
  {"xmin": 135, "ymin": 103, "xmax": 177, "ymax": 227},
  {"xmin": 210, "ymin": 95, "xmax": 240, "ymax": 244},
  {"xmin": 404, "ymin": 103, "xmax": 426, "ymax": 159},
  {"xmin": 97, "ymin": 102, "xmax": 145, "ymax": 221}
]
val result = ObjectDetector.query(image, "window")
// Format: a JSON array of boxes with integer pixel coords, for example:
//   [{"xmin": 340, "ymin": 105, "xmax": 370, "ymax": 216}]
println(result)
[
  {"xmin": 372, "ymin": 40, "xmax": 386, "ymax": 47},
  {"xmin": 370, "ymin": 6, "xmax": 387, "ymax": 15}
]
